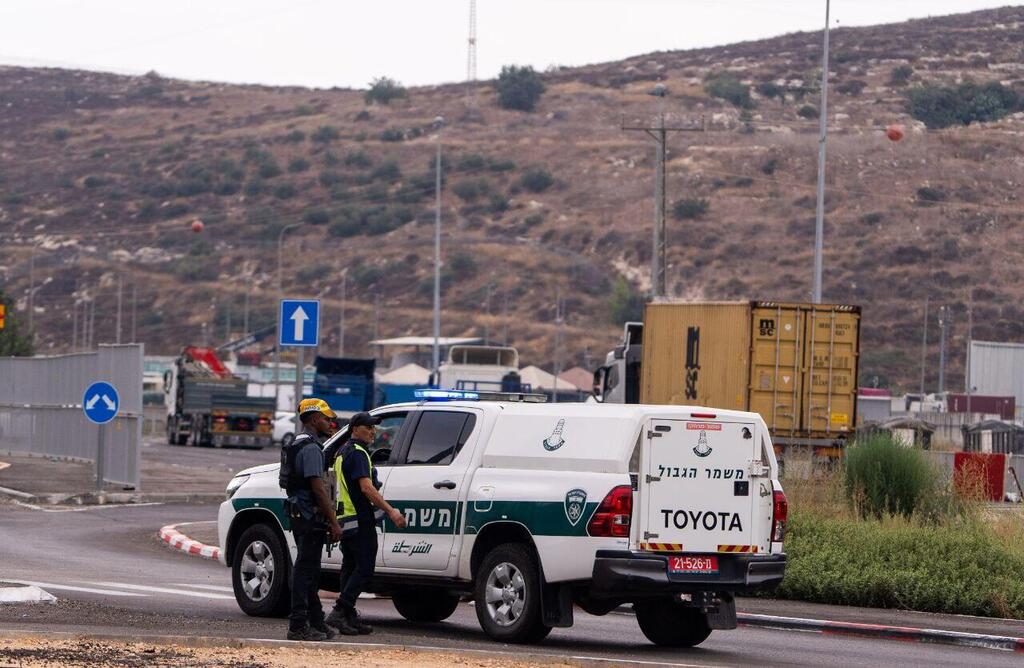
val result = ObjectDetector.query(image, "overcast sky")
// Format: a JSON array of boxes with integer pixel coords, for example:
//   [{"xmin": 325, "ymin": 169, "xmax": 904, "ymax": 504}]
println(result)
[{"xmin": 0, "ymin": 1, "xmax": 1013, "ymax": 89}]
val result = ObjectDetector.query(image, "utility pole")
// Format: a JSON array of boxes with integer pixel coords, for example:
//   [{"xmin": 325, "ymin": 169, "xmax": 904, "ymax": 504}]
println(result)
[
  {"xmin": 466, "ymin": 0, "xmax": 478, "ymax": 106},
  {"xmin": 115, "ymin": 274, "xmax": 123, "ymax": 344},
  {"xmin": 553, "ymin": 290, "xmax": 564, "ymax": 404},
  {"xmin": 131, "ymin": 284, "xmax": 137, "ymax": 343},
  {"xmin": 225, "ymin": 296, "xmax": 232, "ymax": 343},
  {"xmin": 919, "ymin": 295, "xmax": 929, "ymax": 408},
  {"xmin": 432, "ymin": 117, "xmax": 445, "ymax": 383},
  {"xmin": 243, "ymin": 285, "xmax": 250, "ymax": 335},
  {"xmin": 71, "ymin": 300, "xmax": 78, "ymax": 352},
  {"xmin": 338, "ymin": 271, "xmax": 347, "ymax": 357},
  {"xmin": 966, "ymin": 298, "xmax": 973, "ymax": 417},
  {"xmin": 622, "ymin": 104, "xmax": 704, "ymax": 299},
  {"xmin": 28, "ymin": 243, "xmax": 38, "ymax": 346},
  {"xmin": 88, "ymin": 293, "xmax": 96, "ymax": 349},
  {"xmin": 483, "ymin": 282, "xmax": 492, "ymax": 345},
  {"xmin": 275, "ymin": 223, "xmax": 301, "ymax": 413},
  {"xmin": 938, "ymin": 306, "xmax": 950, "ymax": 394},
  {"xmin": 502, "ymin": 291, "xmax": 509, "ymax": 345},
  {"xmin": 811, "ymin": 0, "xmax": 831, "ymax": 304}
]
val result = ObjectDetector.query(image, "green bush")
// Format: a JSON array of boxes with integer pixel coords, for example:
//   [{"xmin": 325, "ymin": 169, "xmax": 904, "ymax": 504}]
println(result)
[
  {"xmin": 303, "ymin": 208, "xmax": 330, "ymax": 225},
  {"xmin": 344, "ymin": 150, "xmax": 373, "ymax": 168},
  {"xmin": 294, "ymin": 104, "xmax": 315, "ymax": 116},
  {"xmin": 318, "ymin": 170, "xmax": 345, "ymax": 188},
  {"xmin": 83, "ymin": 175, "xmax": 107, "ymax": 189},
  {"xmin": 327, "ymin": 204, "xmax": 414, "ymax": 237},
  {"xmin": 523, "ymin": 213, "xmax": 544, "ymax": 228},
  {"xmin": 379, "ymin": 127, "xmax": 405, "ymax": 142},
  {"xmin": 916, "ymin": 186, "xmax": 946, "ymax": 203},
  {"xmin": 257, "ymin": 159, "xmax": 282, "ymax": 179},
  {"xmin": 843, "ymin": 433, "xmax": 935, "ymax": 519},
  {"xmin": 836, "ymin": 79, "xmax": 867, "ymax": 96},
  {"xmin": 371, "ymin": 160, "xmax": 401, "ymax": 182},
  {"xmin": 364, "ymin": 76, "xmax": 408, "ymax": 105},
  {"xmin": 495, "ymin": 65, "xmax": 546, "ymax": 112},
  {"xmin": 756, "ymin": 82, "xmax": 784, "ymax": 100},
  {"xmin": 288, "ymin": 157, "xmax": 310, "ymax": 173},
  {"xmin": 311, "ymin": 125, "xmax": 340, "ymax": 143},
  {"xmin": 608, "ymin": 276, "xmax": 644, "ymax": 324},
  {"xmin": 448, "ymin": 252, "xmax": 478, "ymax": 278},
  {"xmin": 284, "ymin": 130, "xmax": 305, "ymax": 143},
  {"xmin": 889, "ymin": 65, "xmax": 914, "ymax": 87},
  {"xmin": 488, "ymin": 158, "xmax": 517, "ymax": 173},
  {"xmin": 672, "ymin": 197, "xmax": 709, "ymax": 220},
  {"xmin": 906, "ymin": 81, "xmax": 1021, "ymax": 129},
  {"xmin": 797, "ymin": 104, "xmax": 819, "ymax": 119},
  {"xmin": 51, "ymin": 127, "xmax": 71, "ymax": 141},
  {"xmin": 776, "ymin": 511, "xmax": 1024, "ymax": 618},
  {"xmin": 704, "ymin": 72, "xmax": 755, "ymax": 109},
  {"xmin": 519, "ymin": 167, "xmax": 553, "ymax": 193},
  {"xmin": 452, "ymin": 177, "xmax": 492, "ymax": 202},
  {"xmin": 273, "ymin": 183, "xmax": 298, "ymax": 199},
  {"xmin": 457, "ymin": 154, "xmax": 487, "ymax": 171},
  {"xmin": 488, "ymin": 192, "xmax": 509, "ymax": 213}
]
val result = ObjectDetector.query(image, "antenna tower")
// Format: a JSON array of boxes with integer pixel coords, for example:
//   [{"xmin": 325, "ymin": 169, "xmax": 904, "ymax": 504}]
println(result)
[{"xmin": 466, "ymin": 0, "xmax": 478, "ymax": 105}]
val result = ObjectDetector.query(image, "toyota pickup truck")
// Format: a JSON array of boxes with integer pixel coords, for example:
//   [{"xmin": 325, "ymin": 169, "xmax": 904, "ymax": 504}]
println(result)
[{"xmin": 218, "ymin": 392, "xmax": 787, "ymax": 646}]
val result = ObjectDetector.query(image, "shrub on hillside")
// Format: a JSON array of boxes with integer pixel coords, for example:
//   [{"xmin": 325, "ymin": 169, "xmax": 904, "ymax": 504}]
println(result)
[
  {"xmin": 452, "ymin": 178, "xmax": 493, "ymax": 202},
  {"xmin": 488, "ymin": 158, "xmax": 517, "ymax": 173},
  {"xmin": 755, "ymin": 81, "xmax": 784, "ymax": 101},
  {"xmin": 448, "ymin": 252, "xmax": 478, "ymax": 278},
  {"xmin": 608, "ymin": 277, "xmax": 644, "ymax": 325},
  {"xmin": 288, "ymin": 157, "xmax": 310, "ymax": 173},
  {"xmin": 889, "ymin": 65, "xmax": 914, "ymax": 87},
  {"xmin": 836, "ymin": 79, "xmax": 867, "ymax": 96},
  {"xmin": 704, "ymin": 72, "xmax": 755, "ymax": 109},
  {"xmin": 303, "ymin": 208, "xmax": 330, "ymax": 225},
  {"xmin": 51, "ymin": 127, "xmax": 71, "ymax": 142},
  {"xmin": 344, "ymin": 150, "xmax": 373, "ymax": 169},
  {"xmin": 257, "ymin": 159, "xmax": 282, "ymax": 179},
  {"xmin": 311, "ymin": 125, "xmax": 341, "ymax": 143},
  {"xmin": 797, "ymin": 104, "xmax": 819, "ymax": 119},
  {"xmin": 495, "ymin": 65, "xmax": 546, "ymax": 112},
  {"xmin": 273, "ymin": 183, "xmax": 298, "ymax": 199},
  {"xmin": 518, "ymin": 167, "xmax": 553, "ymax": 193},
  {"xmin": 379, "ymin": 127, "xmax": 405, "ymax": 142},
  {"xmin": 456, "ymin": 154, "xmax": 487, "ymax": 171},
  {"xmin": 672, "ymin": 198, "xmax": 709, "ymax": 220},
  {"xmin": 371, "ymin": 160, "xmax": 402, "ymax": 182},
  {"xmin": 843, "ymin": 433, "xmax": 936, "ymax": 519},
  {"xmin": 916, "ymin": 186, "xmax": 946, "ymax": 203},
  {"xmin": 906, "ymin": 81, "xmax": 1021, "ymax": 129},
  {"xmin": 364, "ymin": 76, "xmax": 408, "ymax": 105},
  {"xmin": 284, "ymin": 130, "xmax": 305, "ymax": 143}
]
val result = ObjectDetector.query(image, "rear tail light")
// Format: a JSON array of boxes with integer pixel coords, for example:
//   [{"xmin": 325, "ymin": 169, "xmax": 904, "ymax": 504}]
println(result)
[
  {"xmin": 772, "ymin": 489, "xmax": 788, "ymax": 543},
  {"xmin": 587, "ymin": 485, "xmax": 633, "ymax": 538},
  {"xmin": 690, "ymin": 412, "xmax": 717, "ymax": 419},
  {"xmin": 257, "ymin": 417, "xmax": 270, "ymax": 425},
  {"xmin": 213, "ymin": 416, "xmax": 227, "ymax": 424}
]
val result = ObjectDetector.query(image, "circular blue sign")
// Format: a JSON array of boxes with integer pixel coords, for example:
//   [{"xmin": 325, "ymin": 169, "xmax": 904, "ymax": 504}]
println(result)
[{"xmin": 83, "ymin": 381, "xmax": 119, "ymax": 425}]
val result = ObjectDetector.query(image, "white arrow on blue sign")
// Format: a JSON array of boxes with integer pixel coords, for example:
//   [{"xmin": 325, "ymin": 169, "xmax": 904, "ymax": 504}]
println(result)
[
  {"xmin": 279, "ymin": 299, "xmax": 320, "ymax": 347},
  {"xmin": 83, "ymin": 381, "xmax": 119, "ymax": 425}
]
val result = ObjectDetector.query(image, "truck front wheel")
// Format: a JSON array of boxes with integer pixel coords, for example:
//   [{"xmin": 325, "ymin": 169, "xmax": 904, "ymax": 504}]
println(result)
[
  {"xmin": 392, "ymin": 589, "xmax": 461, "ymax": 622},
  {"xmin": 634, "ymin": 599, "xmax": 712, "ymax": 647},
  {"xmin": 473, "ymin": 543, "xmax": 552, "ymax": 644}
]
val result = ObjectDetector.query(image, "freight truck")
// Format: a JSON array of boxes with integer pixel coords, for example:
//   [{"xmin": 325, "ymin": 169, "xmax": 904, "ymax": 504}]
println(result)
[
  {"xmin": 164, "ymin": 347, "xmax": 276, "ymax": 448},
  {"xmin": 311, "ymin": 355, "xmax": 377, "ymax": 418},
  {"xmin": 594, "ymin": 301, "xmax": 861, "ymax": 450}
]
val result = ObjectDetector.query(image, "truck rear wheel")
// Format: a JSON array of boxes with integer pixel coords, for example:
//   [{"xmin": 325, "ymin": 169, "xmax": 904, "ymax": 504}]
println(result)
[
  {"xmin": 166, "ymin": 419, "xmax": 186, "ymax": 446},
  {"xmin": 473, "ymin": 543, "xmax": 552, "ymax": 644},
  {"xmin": 232, "ymin": 524, "xmax": 290, "ymax": 617},
  {"xmin": 634, "ymin": 600, "xmax": 712, "ymax": 647},
  {"xmin": 392, "ymin": 589, "xmax": 461, "ymax": 622}
]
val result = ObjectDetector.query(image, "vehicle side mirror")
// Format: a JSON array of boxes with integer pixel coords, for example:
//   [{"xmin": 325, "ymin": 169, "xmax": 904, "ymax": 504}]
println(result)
[
  {"xmin": 371, "ymin": 448, "xmax": 392, "ymax": 465},
  {"xmin": 592, "ymin": 367, "xmax": 607, "ymax": 402}
]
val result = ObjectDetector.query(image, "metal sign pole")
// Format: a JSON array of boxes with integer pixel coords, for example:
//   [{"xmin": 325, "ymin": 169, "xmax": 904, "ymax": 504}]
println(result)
[{"xmin": 95, "ymin": 423, "xmax": 106, "ymax": 491}]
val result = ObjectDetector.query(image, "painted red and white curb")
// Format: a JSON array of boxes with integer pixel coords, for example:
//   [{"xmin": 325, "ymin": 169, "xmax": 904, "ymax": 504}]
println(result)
[
  {"xmin": 738, "ymin": 613, "xmax": 1024, "ymax": 653},
  {"xmin": 158, "ymin": 523, "xmax": 221, "ymax": 561}
]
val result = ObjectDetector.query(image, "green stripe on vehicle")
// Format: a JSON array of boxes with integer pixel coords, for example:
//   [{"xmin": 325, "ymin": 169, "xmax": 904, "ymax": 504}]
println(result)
[
  {"xmin": 465, "ymin": 500, "xmax": 599, "ymax": 537},
  {"xmin": 384, "ymin": 500, "xmax": 463, "ymax": 535},
  {"xmin": 232, "ymin": 497, "xmax": 290, "ymax": 530}
]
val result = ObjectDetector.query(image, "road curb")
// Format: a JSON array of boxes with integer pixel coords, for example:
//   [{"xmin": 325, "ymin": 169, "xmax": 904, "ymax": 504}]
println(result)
[
  {"xmin": 738, "ymin": 612, "xmax": 1024, "ymax": 653},
  {"xmin": 0, "ymin": 489, "xmax": 225, "ymax": 506},
  {"xmin": 158, "ymin": 523, "xmax": 221, "ymax": 561}
]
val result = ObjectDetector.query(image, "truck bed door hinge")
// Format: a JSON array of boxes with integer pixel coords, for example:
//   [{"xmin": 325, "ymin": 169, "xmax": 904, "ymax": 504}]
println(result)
[
  {"xmin": 645, "ymin": 474, "xmax": 661, "ymax": 483},
  {"xmin": 647, "ymin": 430, "xmax": 663, "ymax": 439},
  {"xmin": 644, "ymin": 531, "xmax": 659, "ymax": 540},
  {"xmin": 747, "ymin": 460, "xmax": 770, "ymax": 477}
]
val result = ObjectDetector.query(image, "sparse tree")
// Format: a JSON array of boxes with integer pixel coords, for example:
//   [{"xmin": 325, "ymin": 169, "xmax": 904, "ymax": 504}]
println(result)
[
  {"xmin": 364, "ymin": 77, "xmax": 408, "ymax": 105},
  {"xmin": 495, "ymin": 65, "xmax": 546, "ymax": 112}
]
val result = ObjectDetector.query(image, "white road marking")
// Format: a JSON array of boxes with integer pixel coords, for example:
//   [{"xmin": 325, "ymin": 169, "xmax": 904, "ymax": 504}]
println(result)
[
  {"xmin": 12, "ymin": 500, "xmax": 164, "ymax": 513},
  {"xmin": 5, "ymin": 580, "xmax": 146, "ymax": 597},
  {"xmin": 86, "ymin": 582, "xmax": 235, "ymax": 600},
  {"xmin": 171, "ymin": 583, "xmax": 233, "ymax": 593}
]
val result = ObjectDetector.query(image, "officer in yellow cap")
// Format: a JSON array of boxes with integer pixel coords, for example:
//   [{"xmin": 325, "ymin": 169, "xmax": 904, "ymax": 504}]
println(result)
[{"xmin": 279, "ymin": 398, "xmax": 343, "ymax": 641}]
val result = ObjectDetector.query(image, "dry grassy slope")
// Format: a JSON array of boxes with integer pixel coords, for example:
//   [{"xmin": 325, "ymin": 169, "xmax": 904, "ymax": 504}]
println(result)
[{"xmin": 1, "ymin": 6, "xmax": 1023, "ymax": 390}]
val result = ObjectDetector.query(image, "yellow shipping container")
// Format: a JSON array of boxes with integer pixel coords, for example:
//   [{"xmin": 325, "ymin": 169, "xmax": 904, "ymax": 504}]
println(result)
[{"xmin": 640, "ymin": 301, "xmax": 861, "ymax": 443}]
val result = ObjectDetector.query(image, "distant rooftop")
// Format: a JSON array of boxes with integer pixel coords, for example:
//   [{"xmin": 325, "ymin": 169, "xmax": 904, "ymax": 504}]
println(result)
[{"xmin": 370, "ymin": 336, "xmax": 483, "ymax": 347}]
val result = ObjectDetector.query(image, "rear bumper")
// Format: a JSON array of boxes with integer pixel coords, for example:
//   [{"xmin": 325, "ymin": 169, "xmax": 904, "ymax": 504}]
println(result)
[
  {"xmin": 211, "ymin": 433, "xmax": 272, "ymax": 448},
  {"xmin": 591, "ymin": 549, "xmax": 786, "ymax": 597}
]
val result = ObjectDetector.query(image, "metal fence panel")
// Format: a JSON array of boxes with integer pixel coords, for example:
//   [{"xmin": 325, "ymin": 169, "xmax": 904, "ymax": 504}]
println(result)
[{"xmin": 0, "ymin": 344, "xmax": 143, "ymax": 489}]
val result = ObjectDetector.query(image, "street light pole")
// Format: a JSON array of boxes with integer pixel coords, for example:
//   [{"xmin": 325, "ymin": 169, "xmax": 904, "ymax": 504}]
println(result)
[
  {"xmin": 811, "ymin": 0, "xmax": 831, "ymax": 304},
  {"xmin": 275, "ymin": 222, "xmax": 301, "ymax": 412},
  {"xmin": 432, "ymin": 116, "xmax": 445, "ymax": 386},
  {"xmin": 28, "ymin": 241, "xmax": 41, "ymax": 347}
]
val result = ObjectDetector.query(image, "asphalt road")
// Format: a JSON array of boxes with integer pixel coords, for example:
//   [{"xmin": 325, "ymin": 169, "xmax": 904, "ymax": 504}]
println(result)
[{"xmin": 1, "ymin": 500, "xmax": 1021, "ymax": 666}]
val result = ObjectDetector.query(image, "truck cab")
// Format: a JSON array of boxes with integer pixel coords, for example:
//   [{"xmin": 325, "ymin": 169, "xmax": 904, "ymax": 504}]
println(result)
[
  {"xmin": 593, "ymin": 322, "xmax": 643, "ymax": 404},
  {"xmin": 219, "ymin": 394, "xmax": 787, "ymax": 647}
]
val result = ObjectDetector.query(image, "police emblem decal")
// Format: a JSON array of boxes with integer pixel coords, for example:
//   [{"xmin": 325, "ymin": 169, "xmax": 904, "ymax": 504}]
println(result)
[
  {"xmin": 543, "ymin": 418, "xmax": 566, "ymax": 451},
  {"xmin": 693, "ymin": 429, "xmax": 713, "ymax": 457},
  {"xmin": 564, "ymin": 488, "xmax": 587, "ymax": 526}
]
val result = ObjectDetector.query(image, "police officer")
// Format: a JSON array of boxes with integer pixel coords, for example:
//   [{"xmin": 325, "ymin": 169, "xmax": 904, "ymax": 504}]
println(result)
[
  {"xmin": 280, "ymin": 398, "xmax": 342, "ymax": 641},
  {"xmin": 325, "ymin": 412, "xmax": 407, "ymax": 635}
]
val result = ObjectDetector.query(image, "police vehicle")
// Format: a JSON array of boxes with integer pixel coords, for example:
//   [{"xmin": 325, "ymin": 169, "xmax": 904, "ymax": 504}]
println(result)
[{"xmin": 218, "ymin": 391, "xmax": 788, "ymax": 646}]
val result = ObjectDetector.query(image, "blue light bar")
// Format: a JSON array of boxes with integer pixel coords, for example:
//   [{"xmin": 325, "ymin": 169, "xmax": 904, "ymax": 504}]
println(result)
[{"xmin": 414, "ymin": 389, "xmax": 481, "ymax": 401}]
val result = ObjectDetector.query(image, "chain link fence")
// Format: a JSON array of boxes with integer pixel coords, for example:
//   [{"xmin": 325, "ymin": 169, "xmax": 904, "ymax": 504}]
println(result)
[{"xmin": 0, "ymin": 344, "xmax": 143, "ymax": 489}]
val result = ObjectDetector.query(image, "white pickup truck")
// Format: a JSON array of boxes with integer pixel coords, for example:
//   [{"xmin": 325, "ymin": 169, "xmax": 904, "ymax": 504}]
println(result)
[{"xmin": 218, "ymin": 393, "xmax": 788, "ymax": 646}]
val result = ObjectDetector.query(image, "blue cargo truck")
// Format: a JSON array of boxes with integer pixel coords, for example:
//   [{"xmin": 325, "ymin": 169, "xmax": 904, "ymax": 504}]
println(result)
[{"xmin": 312, "ymin": 356, "xmax": 377, "ymax": 416}]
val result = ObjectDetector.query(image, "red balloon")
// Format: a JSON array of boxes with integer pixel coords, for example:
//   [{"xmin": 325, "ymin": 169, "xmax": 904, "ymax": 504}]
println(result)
[
  {"xmin": 191, "ymin": 220, "xmax": 204, "ymax": 233},
  {"xmin": 885, "ymin": 124, "xmax": 904, "ymax": 142}
]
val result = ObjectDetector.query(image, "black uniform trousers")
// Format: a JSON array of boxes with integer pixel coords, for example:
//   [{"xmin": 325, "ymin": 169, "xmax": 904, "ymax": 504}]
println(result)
[
  {"xmin": 335, "ymin": 522, "xmax": 378, "ymax": 611},
  {"xmin": 289, "ymin": 518, "xmax": 326, "ymax": 631}
]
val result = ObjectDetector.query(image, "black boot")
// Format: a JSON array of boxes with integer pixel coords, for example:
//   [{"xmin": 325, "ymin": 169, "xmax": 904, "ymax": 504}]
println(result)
[
  {"xmin": 347, "ymin": 607, "xmax": 373, "ymax": 635},
  {"xmin": 287, "ymin": 625, "xmax": 328, "ymax": 641},
  {"xmin": 325, "ymin": 607, "xmax": 360, "ymax": 636}
]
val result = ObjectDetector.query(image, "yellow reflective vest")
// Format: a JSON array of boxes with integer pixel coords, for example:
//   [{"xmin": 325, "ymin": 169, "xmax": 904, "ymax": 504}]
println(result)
[{"xmin": 332, "ymin": 441, "xmax": 376, "ymax": 536}]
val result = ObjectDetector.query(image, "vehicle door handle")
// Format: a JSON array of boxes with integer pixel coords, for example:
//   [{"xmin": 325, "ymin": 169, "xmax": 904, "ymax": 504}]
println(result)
[{"xmin": 433, "ymin": 480, "xmax": 457, "ymax": 490}]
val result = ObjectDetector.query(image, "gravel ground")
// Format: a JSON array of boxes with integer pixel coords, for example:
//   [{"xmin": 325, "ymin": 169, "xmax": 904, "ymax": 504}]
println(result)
[{"xmin": 0, "ymin": 637, "xmax": 572, "ymax": 668}]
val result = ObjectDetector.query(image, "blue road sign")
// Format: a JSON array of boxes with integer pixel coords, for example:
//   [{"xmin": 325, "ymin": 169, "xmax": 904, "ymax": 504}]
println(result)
[
  {"xmin": 279, "ymin": 299, "xmax": 320, "ymax": 347},
  {"xmin": 83, "ymin": 381, "xmax": 119, "ymax": 425}
]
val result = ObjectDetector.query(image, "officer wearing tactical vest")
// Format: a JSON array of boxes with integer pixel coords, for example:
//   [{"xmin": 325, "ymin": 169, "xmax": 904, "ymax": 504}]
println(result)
[
  {"xmin": 325, "ymin": 412, "xmax": 407, "ymax": 635},
  {"xmin": 279, "ymin": 398, "xmax": 343, "ymax": 642}
]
